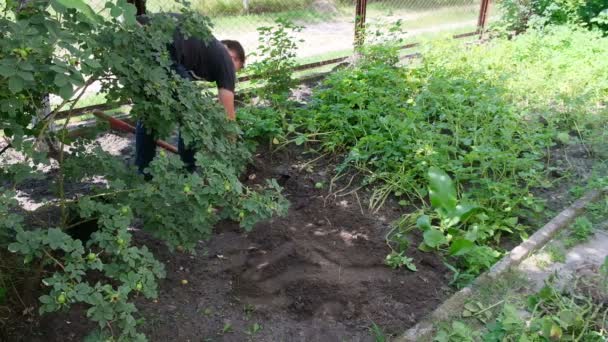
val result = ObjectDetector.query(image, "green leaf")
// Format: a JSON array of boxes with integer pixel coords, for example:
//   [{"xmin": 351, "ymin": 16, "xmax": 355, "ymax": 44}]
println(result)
[
  {"xmin": 428, "ymin": 167, "xmax": 457, "ymax": 212},
  {"xmin": 54, "ymin": 74, "xmax": 69, "ymax": 87},
  {"xmin": 447, "ymin": 203, "xmax": 480, "ymax": 226},
  {"xmin": 110, "ymin": 5, "xmax": 122, "ymax": 18},
  {"xmin": 503, "ymin": 217, "xmax": 518, "ymax": 227},
  {"xmin": 8, "ymin": 77, "xmax": 24, "ymax": 93},
  {"xmin": 54, "ymin": 0, "xmax": 102, "ymax": 24},
  {"xmin": 59, "ymin": 84, "xmax": 74, "ymax": 100},
  {"xmin": 117, "ymin": 0, "xmax": 137, "ymax": 25},
  {"xmin": 549, "ymin": 324, "xmax": 562, "ymax": 340},
  {"xmin": 449, "ymin": 238, "xmax": 474, "ymax": 256},
  {"xmin": 464, "ymin": 302, "xmax": 481, "ymax": 312},
  {"xmin": 18, "ymin": 72, "xmax": 34, "ymax": 82},
  {"xmin": 416, "ymin": 214, "xmax": 432, "ymax": 230},
  {"xmin": 294, "ymin": 134, "xmax": 306, "ymax": 145},
  {"xmin": 45, "ymin": 228, "xmax": 67, "ymax": 249},
  {"xmin": 0, "ymin": 65, "xmax": 17, "ymax": 77},
  {"xmin": 423, "ymin": 228, "xmax": 447, "ymax": 248},
  {"xmin": 557, "ymin": 310, "xmax": 577, "ymax": 328}
]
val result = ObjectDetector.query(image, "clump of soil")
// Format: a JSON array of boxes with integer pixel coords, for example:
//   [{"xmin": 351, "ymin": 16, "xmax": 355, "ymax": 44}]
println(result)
[{"xmin": 5, "ymin": 135, "xmax": 452, "ymax": 342}]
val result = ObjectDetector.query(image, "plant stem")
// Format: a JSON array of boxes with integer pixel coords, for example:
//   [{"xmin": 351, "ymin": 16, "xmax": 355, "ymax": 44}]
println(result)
[
  {"xmin": 474, "ymin": 299, "xmax": 505, "ymax": 317},
  {"xmin": 43, "ymin": 249, "xmax": 66, "ymax": 272},
  {"xmin": 56, "ymin": 77, "xmax": 97, "ymax": 228}
]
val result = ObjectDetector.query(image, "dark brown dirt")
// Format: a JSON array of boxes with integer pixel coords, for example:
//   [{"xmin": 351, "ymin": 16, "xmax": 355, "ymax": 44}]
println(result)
[{"xmin": 3, "ymin": 135, "xmax": 452, "ymax": 342}]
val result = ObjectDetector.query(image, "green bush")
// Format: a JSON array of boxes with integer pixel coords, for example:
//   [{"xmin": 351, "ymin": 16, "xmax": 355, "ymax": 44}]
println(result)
[
  {"xmin": 289, "ymin": 24, "xmax": 608, "ymax": 281},
  {"xmin": 0, "ymin": 1, "xmax": 288, "ymax": 340},
  {"xmin": 193, "ymin": 0, "xmax": 314, "ymax": 16},
  {"xmin": 496, "ymin": 0, "xmax": 608, "ymax": 33}
]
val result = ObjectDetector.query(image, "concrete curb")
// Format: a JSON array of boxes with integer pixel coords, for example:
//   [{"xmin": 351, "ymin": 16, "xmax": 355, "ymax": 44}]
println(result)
[{"xmin": 396, "ymin": 188, "xmax": 607, "ymax": 342}]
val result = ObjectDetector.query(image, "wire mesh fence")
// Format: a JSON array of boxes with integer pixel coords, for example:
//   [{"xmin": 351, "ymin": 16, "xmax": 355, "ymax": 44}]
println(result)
[
  {"xmin": 1, "ymin": 0, "xmax": 494, "ymax": 66},
  {"xmin": 83, "ymin": 0, "xmax": 490, "ymax": 66},
  {"xmin": 364, "ymin": 0, "xmax": 482, "ymax": 43}
]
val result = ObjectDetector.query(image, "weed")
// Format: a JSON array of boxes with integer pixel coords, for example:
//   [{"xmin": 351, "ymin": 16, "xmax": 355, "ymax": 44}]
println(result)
[
  {"xmin": 564, "ymin": 216, "xmax": 594, "ymax": 248},
  {"xmin": 245, "ymin": 322, "xmax": 262, "ymax": 336},
  {"xmin": 439, "ymin": 278, "xmax": 608, "ymax": 341},
  {"xmin": 369, "ymin": 322, "xmax": 388, "ymax": 342},
  {"xmin": 435, "ymin": 321, "xmax": 479, "ymax": 342},
  {"xmin": 202, "ymin": 307, "xmax": 213, "ymax": 316},
  {"xmin": 221, "ymin": 322, "xmax": 234, "ymax": 334},
  {"xmin": 243, "ymin": 303, "xmax": 256, "ymax": 320},
  {"xmin": 385, "ymin": 251, "xmax": 417, "ymax": 271},
  {"xmin": 546, "ymin": 244, "xmax": 566, "ymax": 263}
]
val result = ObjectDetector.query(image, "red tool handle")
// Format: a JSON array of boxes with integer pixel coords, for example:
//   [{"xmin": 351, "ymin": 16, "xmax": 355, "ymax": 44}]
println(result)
[{"xmin": 92, "ymin": 110, "xmax": 178, "ymax": 154}]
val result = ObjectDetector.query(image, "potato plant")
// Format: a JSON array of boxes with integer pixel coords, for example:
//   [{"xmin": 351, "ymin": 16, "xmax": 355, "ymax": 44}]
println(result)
[
  {"xmin": 0, "ymin": 0, "xmax": 287, "ymax": 340},
  {"xmin": 287, "ymin": 25, "xmax": 607, "ymax": 283}
]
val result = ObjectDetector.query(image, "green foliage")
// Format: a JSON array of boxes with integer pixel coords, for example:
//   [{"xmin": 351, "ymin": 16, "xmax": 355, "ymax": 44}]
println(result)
[
  {"xmin": 483, "ymin": 283, "xmax": 608, "ymax": 341},
  {"xmin": 546, "ymin": 244, "xmax": 566, "ymax": 263},
  {"xmin": 0, "ymin": 190, "xmax": 22, "ymax": 246},
  {"xmin": 385, "ymin": 251, "xmax": 417, "ymax": 271},
  {"xmin": 0, "ymin": 0, "xmax": 288, "ymax": 340},
  {"xmin": 601, "ymin": 256, "xmax": 608, "ymax": 291},
  {"xmin": 496, "ymin": 0, "xmax": 608, "ymax": 34},
  {"xmin": 437, "ymin": 275, "xmax": 608, "ymax": 342},
  {"xmin": 8, "ymin": 209, "xmax": 165, "ymax": 341},
  {"xmin": 564, "ymin": 216, "xmax": 594, "ymax": 248},
  {"xmin": 293, "ymin": 24, "xmax": 607, "ymax": 281},
  {"xmin": 193, "ymin": 0, "xmax": 314, "ymax": 16},
  {"xmin": 248, "ymin": 18, "xmax": 302, "ymax": 104},
  {"xmin": 369, "ymin": 322, "xmax": 389, "ymax": 342},
  {"xmin": 238, "ymin": 18, "xmax": 308, "ymax": 147},
  {"xmin": 416, "ymin": 168, "xmax": 502, "ymax": 280},
  {"xmin": 434, "ymin": 321, "xmax": 479, "ymax": 342}
]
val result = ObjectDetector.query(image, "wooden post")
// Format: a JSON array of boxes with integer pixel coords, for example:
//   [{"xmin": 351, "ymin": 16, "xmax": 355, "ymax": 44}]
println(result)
[
  {"xmin": 354, "ymin": 0, "xmax": 368, "ymax": 48},
  {"xmin": 477, "ymin": 0, "xmax": 490, "ymax": 38}
]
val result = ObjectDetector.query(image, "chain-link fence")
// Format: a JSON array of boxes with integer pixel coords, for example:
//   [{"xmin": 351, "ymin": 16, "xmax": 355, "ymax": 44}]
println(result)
[
  {"xmin": 84, "ymin": 0, "xmax": 490, "ymax": 67},
  {"xmin": 365, "ymin": 0, "xmax": 482, "ymax": 44}
]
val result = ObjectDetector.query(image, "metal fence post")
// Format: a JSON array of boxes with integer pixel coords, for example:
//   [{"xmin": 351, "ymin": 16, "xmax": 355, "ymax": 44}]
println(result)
[
  {"xmin": 477, "ymin": 0, "xmax": 490, "ymax": 38},
  {"xmin": 354, "ymin": 0, "xmax": 368, "ymax": 49}
]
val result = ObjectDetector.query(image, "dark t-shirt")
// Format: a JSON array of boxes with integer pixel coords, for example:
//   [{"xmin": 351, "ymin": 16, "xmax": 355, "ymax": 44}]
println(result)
[{"xmin": 136, "ymin": 14, "xmax": 236, "ymax": 92}]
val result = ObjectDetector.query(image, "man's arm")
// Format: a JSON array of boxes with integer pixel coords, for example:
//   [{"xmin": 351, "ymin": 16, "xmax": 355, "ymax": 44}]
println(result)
[{"xmin": 218, "ymin": 88, "xmax": 236, "ymax": 121}]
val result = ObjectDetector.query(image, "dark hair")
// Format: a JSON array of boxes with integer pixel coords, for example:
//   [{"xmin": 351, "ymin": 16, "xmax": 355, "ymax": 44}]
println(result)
[{"xmin": 221, "ymin": 40, "xmax": 246, "ymax": 66}]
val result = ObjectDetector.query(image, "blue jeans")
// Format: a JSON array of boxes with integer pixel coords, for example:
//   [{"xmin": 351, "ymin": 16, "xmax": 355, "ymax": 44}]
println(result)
[{"xmin": 135, "ymin": 64, "xmax": 196, "ymax": 175}]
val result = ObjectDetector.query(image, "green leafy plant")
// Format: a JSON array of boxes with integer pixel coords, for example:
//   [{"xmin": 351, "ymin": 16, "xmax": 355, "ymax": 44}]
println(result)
[
  {"xmin": 369, "ymin": 322, "xmax": 388, "ymax": 342},
  {"xmin": 0, "ymin": 1, "xmax": 288, "ymax": 340},
  {"xmin": 245, "ymin": 322, "xmax": 263, "ymax": 336},
  {"xmin": 248, "ymin": 18, "xmax": 302, "ymax": 105},
  {"xmin": 564, "ymin": 216, "xmax": 594, "ymax": 248},
  {"xmin": 239, "ymin": 18, "xmax": 307, "ymax": 146},
  {"xmin": 385, "ymin": 251, "xmax": 417, "ymax": 271},
  {"xmin": 415, "ymin": 168, "xmax": 502, "ymax": 279},
  {"xmin": 484, "ymin": 282, "xmax": 608, "ymax": 341},
  {"xmin": 600, "ymin": 256, "xmax": 608, "ymax": 291},
  {"xmin": 495, "ymin": 0, "xmax": 608, "ymax": 34},
  {"xmin": 434, "ymin": 321, "xmax": 479, "ymax": 342},
  {"xmin": 294, "ymin": 24, "xmax": 607, "ymax": 285}
]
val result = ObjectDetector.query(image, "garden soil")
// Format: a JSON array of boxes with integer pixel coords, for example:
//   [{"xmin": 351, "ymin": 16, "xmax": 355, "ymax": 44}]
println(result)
[{"xmin": 3, "ymin": 133, "xmax": 453, "ymax": 342}]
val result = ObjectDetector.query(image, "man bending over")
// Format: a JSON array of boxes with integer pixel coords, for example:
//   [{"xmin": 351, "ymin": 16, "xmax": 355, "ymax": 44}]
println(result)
[{"xmin": 135, "ymin": 14, "xmax": 245, "ymax": 174}]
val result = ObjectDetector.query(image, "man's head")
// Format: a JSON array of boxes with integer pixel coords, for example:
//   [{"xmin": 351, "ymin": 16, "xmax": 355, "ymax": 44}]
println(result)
[{"xmin": 221, "ymin": 40, "xmax": 245, "ymax": 72}]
